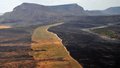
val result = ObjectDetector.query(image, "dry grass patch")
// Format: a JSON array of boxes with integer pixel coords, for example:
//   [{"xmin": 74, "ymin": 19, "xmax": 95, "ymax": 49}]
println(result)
[
  {"xmin": 0, "ymin": 25, "xmax": 11, "ymax": 29},
  {"xmin": 31, "ymin": 23, "xmax": 82, "ymax": 68}
]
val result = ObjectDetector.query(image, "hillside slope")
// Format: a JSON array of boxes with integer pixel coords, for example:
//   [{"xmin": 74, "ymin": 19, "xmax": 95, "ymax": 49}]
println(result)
[{"xmin": 86, "ymin": 7, "xmax": 120, "ymax": 16}]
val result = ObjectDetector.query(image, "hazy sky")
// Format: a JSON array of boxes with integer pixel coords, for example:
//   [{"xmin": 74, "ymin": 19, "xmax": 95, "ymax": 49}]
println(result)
[{"xmin": 0, "ymin": 0, "xmax": 120, "ymax": 13}]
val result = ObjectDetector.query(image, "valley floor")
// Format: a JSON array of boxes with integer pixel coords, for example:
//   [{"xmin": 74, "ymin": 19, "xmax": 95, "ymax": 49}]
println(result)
[
  {"xmin": 49, "ymin": 22, "xmax": 120, "ymax": 68},
  {"xmin": 0, "ymin": 23, "xmax": 82, "ymax": 68}
]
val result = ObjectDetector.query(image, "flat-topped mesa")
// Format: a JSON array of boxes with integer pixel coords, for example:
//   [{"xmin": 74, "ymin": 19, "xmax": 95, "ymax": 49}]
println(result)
[
  {"xmin": 0, "ymin": 3, "xmax": 86, "ymax": 25},
  {"xmin": 13, "ymin": 3, "xmax": 85, "ymax": 14},
  {"xmin": 13, "ymin": 3, "xmax": 45, "ymax": 11}
]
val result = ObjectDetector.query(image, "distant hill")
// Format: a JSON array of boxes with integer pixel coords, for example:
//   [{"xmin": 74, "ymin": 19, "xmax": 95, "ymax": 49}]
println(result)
[
  {"xmin": 0, "ymin": 3, "xmax": 86, "ymax": 25},
  {"xmin": 86, "ymin": 7, "xmax": 120, "ymax": 16},
  {"xmin": 0, "ymin": 3, "xmax": 120, "ymax": 26},
  {"xmin": 86, "ymin": 10, "xmax": 106, "ymax": 16},
  {"xmin": 104, "ymin": 7, "xmax": 120, "ymax": 15}
]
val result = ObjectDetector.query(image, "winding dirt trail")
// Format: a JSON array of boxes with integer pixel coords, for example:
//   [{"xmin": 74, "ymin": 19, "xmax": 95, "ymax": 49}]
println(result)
[
  {"xmin": 0, "ymin": 25, "xmax": 11, "ymax": 29},
  {"xmin": 31, "ymin": 23, "xmax": 82, "ymax": 68},
  {"xmin": 81, "ymin": 22, "xmax": 120, "ymax": 40}
]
